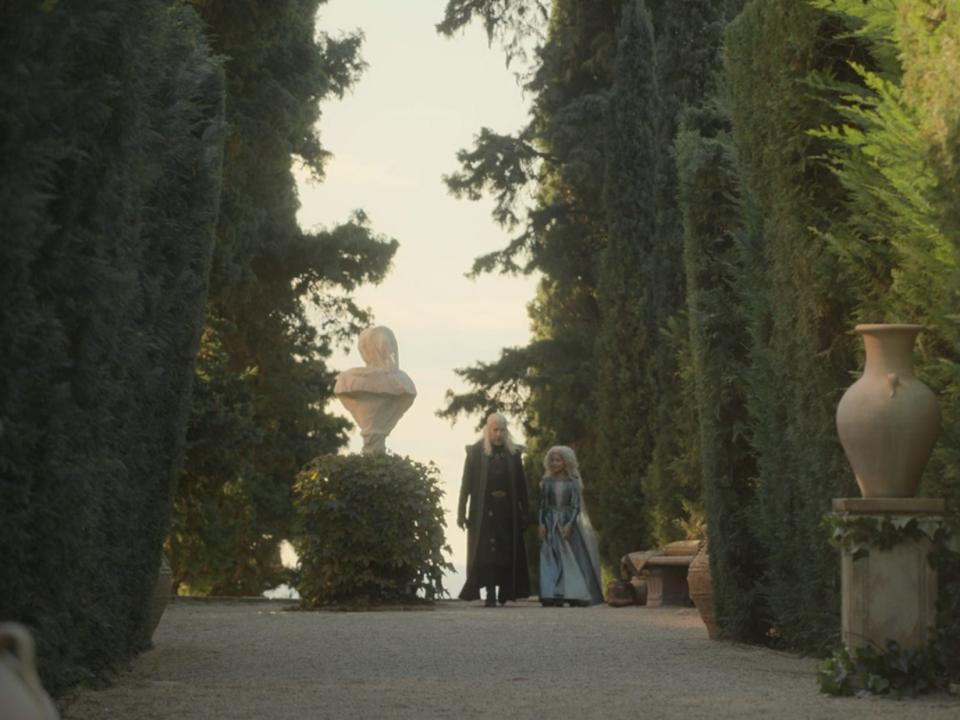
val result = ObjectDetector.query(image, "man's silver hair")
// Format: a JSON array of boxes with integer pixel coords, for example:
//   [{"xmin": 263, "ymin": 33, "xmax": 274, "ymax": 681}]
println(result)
[
  {"xmin": 543, "ymin": 445, "xmax": 581, "ymax": 481},
  {"xmin": 482, "ymin": 412, "xmax": 516, "ymax": 455}
]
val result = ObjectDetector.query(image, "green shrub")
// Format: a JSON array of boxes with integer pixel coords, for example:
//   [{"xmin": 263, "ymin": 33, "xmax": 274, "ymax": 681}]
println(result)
[{"xmin": 293, "ymin": 454, "xmax": 454, "ymax": 607}]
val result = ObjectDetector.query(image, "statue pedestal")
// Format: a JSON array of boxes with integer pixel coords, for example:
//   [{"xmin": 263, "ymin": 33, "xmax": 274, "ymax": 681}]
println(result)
[{"xmin": 833, "ymin": 497, "xmax": 944, "ymax": 652}]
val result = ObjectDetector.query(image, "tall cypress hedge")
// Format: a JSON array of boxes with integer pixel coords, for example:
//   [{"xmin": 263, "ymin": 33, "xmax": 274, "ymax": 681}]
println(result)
[
  {"xmin": 640, "ymin": 0, "xmax": 731, "ymax": 548},
  {"xmin": 594, "ymin": 0, "xmax": 660, "ymax": 565},
  {"xmin": 0, "ymin": 0, "xmax": 224, "ymax": 691},
  {"xmin": 723, "ymin": 0, "xmax": 861, "ymax": 651},
  {"xmin": 594, "ymin": 0, "xmax": 732, "ymax": 563},
  {"xmin": 681, "ymin": 0, "xmax": 960, "ymax": 652},
  {"xmin": 676, "ymin": 100, "xmax": 767, "ymax": 642}
]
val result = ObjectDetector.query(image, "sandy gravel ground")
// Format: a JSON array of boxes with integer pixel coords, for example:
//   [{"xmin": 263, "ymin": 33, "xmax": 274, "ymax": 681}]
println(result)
[{"xmin": 60, "ymin": 598, "xmax": 959, "ymax": 720}]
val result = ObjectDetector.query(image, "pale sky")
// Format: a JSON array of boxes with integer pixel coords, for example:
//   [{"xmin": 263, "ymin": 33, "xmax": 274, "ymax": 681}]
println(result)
[{"xmin": 295, "ymin": 0, "xmax": 538, "ymax": 586}]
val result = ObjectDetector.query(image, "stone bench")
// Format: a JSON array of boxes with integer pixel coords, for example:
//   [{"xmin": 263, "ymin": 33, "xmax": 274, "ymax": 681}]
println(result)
[
  {"xmin": 644, "ymin": 555, "xmax": 695, "ymax": 607},
  {"xmin": 618, "ymin": 541, "xmax": 701, "ymax": 607}
]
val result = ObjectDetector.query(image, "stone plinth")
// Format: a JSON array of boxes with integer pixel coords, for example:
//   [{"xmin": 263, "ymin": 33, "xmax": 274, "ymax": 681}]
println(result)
[{"xmin": 834, "ymin": 497, "xmax": 944, "ymax": 652}]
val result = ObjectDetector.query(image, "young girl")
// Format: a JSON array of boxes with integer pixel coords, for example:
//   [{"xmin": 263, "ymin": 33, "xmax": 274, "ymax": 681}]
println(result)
[{"xmin": 537, "ymin": 446, "xmax": 603, "ymax": 606}]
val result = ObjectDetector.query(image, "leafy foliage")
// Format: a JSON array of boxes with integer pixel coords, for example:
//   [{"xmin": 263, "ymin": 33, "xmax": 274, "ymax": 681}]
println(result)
[
  {"xmin": 293, "ymin": 454, "xmax": 454, "ymax": 606},
  {"xmin": 805, "ymin": 0, "xmax": 960, "ymax": 659},
  {"xmin": 169, "ymin": 0, "xmax": 398, "ymax": 595},
  {"xmin": 818, "ymin": 641, "xmax": 943, "ymax": 698},
  {"xmin": 824, "ymin": 513, "xmax": 951, "ymax": 560},
  {"xmin": 437, "ymin": 0, "xmax": 549, "ymax": 69},
  {"xmin": 0, "ymin": 0, "xmax": 224, "ymax": 691},
  {"xmin": 928, "ymin": 519, "xmax": 960, "ymax": 685},
  {"xmin": 807, "ymin": 0, "xmax": 960, "ymax": 517}
]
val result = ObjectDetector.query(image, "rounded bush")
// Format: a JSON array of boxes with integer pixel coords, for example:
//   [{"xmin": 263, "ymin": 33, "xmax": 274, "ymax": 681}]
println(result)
[{"xmin": 293, "ymin": 454, "xmax": 454, "ymax": 607}]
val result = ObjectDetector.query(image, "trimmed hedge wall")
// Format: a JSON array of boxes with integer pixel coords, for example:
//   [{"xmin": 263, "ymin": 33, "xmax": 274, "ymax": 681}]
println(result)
[
  {"xmin": 0, "ymin": 0, "xmax": 224, "ymax": 691},
  {"xmin": 719, "ymin": 0, "xmax": 862, "ymax": 652},
  {"xmin": 594, "ymin": 0, "xmax": 732, "ymax": 566},
  {"xmin": 676, "ymin": 101, "xmax": 766, "ymax": 642},
  {"xmin": 682, "ymin": 0, "xmax": 960, "ymax": 656}
]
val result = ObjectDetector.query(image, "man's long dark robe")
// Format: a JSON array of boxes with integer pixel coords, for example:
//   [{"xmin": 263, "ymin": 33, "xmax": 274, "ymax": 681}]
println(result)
[{"xmin": 457, "ymin": 440, "xmax": 530, "ymax": 601}]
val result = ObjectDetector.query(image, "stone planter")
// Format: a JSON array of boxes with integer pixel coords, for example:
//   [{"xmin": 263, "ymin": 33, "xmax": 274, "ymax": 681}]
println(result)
[
  {"xmin": 836, "ymin": 324, "xmax": 940, "ymax": 498},
  {"xmin": 687, "ymin": 540, "xmax": 717, "ymax": 640}
]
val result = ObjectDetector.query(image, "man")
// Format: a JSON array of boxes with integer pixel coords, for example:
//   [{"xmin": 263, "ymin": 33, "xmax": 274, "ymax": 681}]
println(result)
[{"xmin": 457, "ymin": 413, "xmax": 530, "ymax": 606}]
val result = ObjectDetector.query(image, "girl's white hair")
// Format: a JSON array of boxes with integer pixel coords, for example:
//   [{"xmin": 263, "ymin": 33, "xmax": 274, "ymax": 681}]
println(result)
[
  {"xmin": 543, "ymin": 445, "xmax": 580, "ymax": 480},
  {"xmin": 482, "ymin": 412, "xmax": 516, "ymax": 455}
]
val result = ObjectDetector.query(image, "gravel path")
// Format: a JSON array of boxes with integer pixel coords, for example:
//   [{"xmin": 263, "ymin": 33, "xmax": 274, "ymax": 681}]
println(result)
[{"xmin": 61, "ymin": 598, "xmax": 959, "ymax": 719}]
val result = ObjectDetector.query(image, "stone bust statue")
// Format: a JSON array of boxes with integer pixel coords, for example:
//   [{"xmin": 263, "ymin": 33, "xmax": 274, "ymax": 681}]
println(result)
[{"xmin": 334, "ymin": 326, "xmax": 416, "ymax": 454}]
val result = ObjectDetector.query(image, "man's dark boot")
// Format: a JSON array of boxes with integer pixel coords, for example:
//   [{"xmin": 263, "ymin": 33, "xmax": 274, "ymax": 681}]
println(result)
[{"xmin": 484, "ymin": 585, "xmax": 497, "ymax": 607}]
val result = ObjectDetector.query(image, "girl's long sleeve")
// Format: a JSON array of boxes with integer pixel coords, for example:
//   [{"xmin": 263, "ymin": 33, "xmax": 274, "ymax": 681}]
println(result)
[
  {"xmin": 538, "ymin": 479, "xmax": 547, "ymax": 528},
  {"xmin": 568, "ymin": 482, "xmax": 581, "ymax": 528}
]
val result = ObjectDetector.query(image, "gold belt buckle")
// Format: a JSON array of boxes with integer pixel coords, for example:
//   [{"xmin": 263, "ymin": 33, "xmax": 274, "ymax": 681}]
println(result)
[{"xmin": 489, "ymin": 490, "xmax": 507, "ymax": 498}]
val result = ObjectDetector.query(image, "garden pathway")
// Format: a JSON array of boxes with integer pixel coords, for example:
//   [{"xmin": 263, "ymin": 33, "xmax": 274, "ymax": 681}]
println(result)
[{"xmin": 61, "ymin": 598, "xmax": 959, "ymax": 719}]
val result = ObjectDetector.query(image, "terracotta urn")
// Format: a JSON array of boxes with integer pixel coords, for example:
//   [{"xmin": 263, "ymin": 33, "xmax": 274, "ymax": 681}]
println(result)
[
  {"xmin": 836, "ymin": 324, "xmax": 940, "ymax": 498},
  {"xmin": 686, "ymin": 539, "xmax": 718, "ymax": 640}
]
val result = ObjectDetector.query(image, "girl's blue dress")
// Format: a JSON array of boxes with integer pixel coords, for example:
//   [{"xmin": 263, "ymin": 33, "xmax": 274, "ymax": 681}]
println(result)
[{"xmin": 538, "ymin": 476, "xmax": 603, "ymax": 604}]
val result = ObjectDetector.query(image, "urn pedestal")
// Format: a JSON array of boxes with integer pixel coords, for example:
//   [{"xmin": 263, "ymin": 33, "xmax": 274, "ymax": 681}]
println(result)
[{"xmin": 833, "ymin": 498, "xmax": 943, "ymax": 653}]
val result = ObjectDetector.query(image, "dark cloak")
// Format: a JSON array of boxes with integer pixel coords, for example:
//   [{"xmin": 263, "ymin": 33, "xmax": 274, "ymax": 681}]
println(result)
[{"xmin": 457, "ymin": 440, "xmax": 530, "ymax": 601}]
